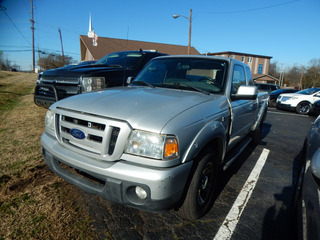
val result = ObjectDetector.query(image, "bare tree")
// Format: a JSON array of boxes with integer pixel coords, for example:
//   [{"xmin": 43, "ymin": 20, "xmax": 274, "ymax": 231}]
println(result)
[
  {"xmin": 286, "ymin": 64, "xmax": 303, "ymax": 88},
  {"xmin": 307, "ymin": 58, "xmax": 320, "ymax": 87},
  {"xmin": 37, "ymin": 54, "xmax": 74, "ymax": 70},
  {"xmin": 269, "ymin": 60, "xmax": 280, "ymax": 78}
]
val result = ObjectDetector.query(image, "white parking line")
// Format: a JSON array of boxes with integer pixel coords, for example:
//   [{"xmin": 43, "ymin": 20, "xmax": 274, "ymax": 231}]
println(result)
[{"xmin": 213, "ymin": 148, "xmax": 270, "ymax": 240}]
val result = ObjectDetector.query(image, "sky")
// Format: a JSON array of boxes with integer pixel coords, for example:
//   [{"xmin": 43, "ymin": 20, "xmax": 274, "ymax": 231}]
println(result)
[{"xmin": 0, "ymin": 0, "xmax": 319, "ymax": 71}]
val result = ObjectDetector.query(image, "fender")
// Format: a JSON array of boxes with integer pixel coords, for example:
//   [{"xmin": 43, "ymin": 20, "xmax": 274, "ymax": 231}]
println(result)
[
  {"xmin": 182, "ymin": 120, "xmax": 227, "ymax": 165},
  {"xmin": 251, "ymin": 97, "xmax": 268, "ymax": 131}
]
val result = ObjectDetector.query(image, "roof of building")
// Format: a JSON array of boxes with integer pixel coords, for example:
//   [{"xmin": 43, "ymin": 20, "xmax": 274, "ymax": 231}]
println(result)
[
  {"xmin": 253, "ymin": 74, "xmax": 279, "ymax": 84},
  {"xmin": 80, "ymin": 35, "xmax": 200, "ymax": 61},
  {"xmin": 253, "ymin": 74, "xmax": 279, "ymax": 81},
  {"xmin": 208, "ymin": 51, "xmax": 273, "ymax": 59}
]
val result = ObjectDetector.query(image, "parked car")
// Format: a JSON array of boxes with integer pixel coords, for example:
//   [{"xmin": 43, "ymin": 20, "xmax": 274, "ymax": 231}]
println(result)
[
  {"xmin": 34, "ymin": 50, "xmax": 167, "ymax": 108},
  {"xmin": 254, "ymin": 83, "xmax": 280, "ymax": 93},
  {"xmin": 276, "ymin": 88, "xmax": 320, "ymax": 115},
  {"xmin": 268, "ymin": 89, "xmax": 299, "ymax": 108},
  {"xmin": 311, "ymin": 100, "xmax": 320, "ymax": 115},
  {"xmin": 294, "ymin": 115, "xmax": 320, "ymax": 239}
]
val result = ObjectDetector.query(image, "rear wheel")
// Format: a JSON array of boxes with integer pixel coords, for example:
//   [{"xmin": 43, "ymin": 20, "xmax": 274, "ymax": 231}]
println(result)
[
  {"xmin": 178, "ymin": 149, "xmax": 218, "ymax": 221},
  {"xmin": 250, "ymin": 109, "xmax": 266, "ymax": 145},
  {"xmin": 269, "ymin": 99, "xmax": 276, "ymax": 108},
  {"xmin": 296, "ymin": 102, "xmax": 311, "ymax": 115}
]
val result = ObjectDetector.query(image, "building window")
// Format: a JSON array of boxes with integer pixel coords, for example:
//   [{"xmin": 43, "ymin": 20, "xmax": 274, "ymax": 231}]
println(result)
[
  {"xmin": 258, "ymin": 64, "xmax": 263, "ymax": 74},
  {"xmin": 231, "ymin": 55, "xmax": 235, "ymax": 59},
  {"xmin": 247, "ymin": 57, "xmax": 252, "ymax": 63},
  {"xmin": 241, "ymin": 56, "xmax": 245, "ymax": 62}
]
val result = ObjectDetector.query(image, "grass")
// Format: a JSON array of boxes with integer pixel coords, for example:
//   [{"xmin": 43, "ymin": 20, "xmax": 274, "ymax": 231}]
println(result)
[{"xmin": 0, "ymin": 71, "xmax": 96, "ymax": 239}]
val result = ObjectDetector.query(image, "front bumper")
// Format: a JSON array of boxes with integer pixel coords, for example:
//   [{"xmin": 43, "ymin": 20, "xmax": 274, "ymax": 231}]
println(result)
[
  {"xmin": 34, "ymin": 84, "xmax": 79, "ymax": 108},
  {"xmin": 276, "ymin": 101, "xmax": 296, "ymax": 111},
  {"xmin": 41, "ymin": 133, "xmax": 192, "ymax": 211}
]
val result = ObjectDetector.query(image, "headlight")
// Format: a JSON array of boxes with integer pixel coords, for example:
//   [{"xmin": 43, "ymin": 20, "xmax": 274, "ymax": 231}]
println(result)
[
  {"xmin": 291, "ymin": 96, "xmax": 299, "ymax": 100},
  {"xmin": 125, "ymin": 130, "xmax": 179, "ymax": 160},
  {"xmin": 82, "ymin": 77, "xmax": 105, "ymax": 92},
  {"xmin": 45, "ymin": 110, "xmax": 55, "ymax": 135}
]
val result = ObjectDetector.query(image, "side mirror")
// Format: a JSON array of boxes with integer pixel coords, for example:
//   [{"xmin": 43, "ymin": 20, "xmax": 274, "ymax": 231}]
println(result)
[
  {"xmin": 311, "ymin": 149, "xmax": 320, "ymax": 189},
  {"xmin": 231, "ymin": 85, "xmax": 258, "ymax": 100},
  {"xmin": 127, "ymin": 76, "xmax": 134, "ymax": 84}
]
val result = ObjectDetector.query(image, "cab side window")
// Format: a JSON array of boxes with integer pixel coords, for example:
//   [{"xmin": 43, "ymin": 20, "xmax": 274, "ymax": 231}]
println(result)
[
  {"xmin": 246, "ymin": 67, "xmax": 254, "ymax": 85},
  {"xmin": 232, "ymin": 65, "xmax": 246, "ymax": 94}
]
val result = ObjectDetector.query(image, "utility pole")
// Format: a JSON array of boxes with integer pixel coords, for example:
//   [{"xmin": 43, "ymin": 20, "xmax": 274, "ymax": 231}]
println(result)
[
  {"xmin": 31, "ymin": 0, "xmax": 35, "ymax": 72},
  {"xmin": 188, "ymin": 8, "xmax": 192, "ymax": 55},
  {"xmin": 58, "ymin": 27, "xmax": 65, "ymax": 64},
  {"xmin": 173, "ymin": 8, "xmax": 192, "ymax": 55},
  {"xmin": 299, "ymin": 67, "xmax": 304, "ymax": 90}
]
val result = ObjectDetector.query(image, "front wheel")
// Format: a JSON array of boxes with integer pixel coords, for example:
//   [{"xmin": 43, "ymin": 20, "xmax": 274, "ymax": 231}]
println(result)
[
  {"xmin": 296, "ymin": 102, "xmax": 311, "ymax": 115},
  {"xmin": 177, "ymin": 149, "xmax": 218, "ymax": 221}
]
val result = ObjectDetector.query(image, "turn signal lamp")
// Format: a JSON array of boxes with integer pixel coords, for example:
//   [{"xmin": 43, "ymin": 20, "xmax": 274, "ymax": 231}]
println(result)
[{"xmin": 164, "ymin": 138, "xmax": 179, "ymax": 159}]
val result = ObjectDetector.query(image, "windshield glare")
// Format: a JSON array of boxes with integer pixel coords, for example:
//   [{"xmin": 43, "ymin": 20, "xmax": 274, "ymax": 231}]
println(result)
[
  {"xmin": 95, "ymin": 52, "xmax": 143, "ymax": 69},
  {"xmin": 132, "ymin": 58, "xmax": 228, "ymax": 94},
  {"xmin": 296, "ymin": 88, "xmax": 320, "ymax": 95}
]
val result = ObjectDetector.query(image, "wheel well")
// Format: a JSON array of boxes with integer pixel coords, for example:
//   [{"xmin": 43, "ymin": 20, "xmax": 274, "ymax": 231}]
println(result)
[
  {"xmin": 174, "ymin": 137, "xmax": 223, "ymax": 211},
  {"xmin": 297, "ymin": 101, "xmax": 312, "ymax": 106},
  {"xmin": 195, "ymin": 138, "xmax": 224, "ymax": 166}
]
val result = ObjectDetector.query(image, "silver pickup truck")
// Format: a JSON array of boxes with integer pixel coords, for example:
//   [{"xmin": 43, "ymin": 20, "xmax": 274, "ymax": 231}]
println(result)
[{"xmin": 41, "ymin": 55, "xmax": 268, "ymax": 220}]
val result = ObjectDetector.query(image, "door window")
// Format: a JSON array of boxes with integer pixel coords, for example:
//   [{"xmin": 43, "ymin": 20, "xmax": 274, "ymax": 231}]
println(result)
[{"xmin": 232, "ymin": 65, "xmax": 246, "ymax": 94}]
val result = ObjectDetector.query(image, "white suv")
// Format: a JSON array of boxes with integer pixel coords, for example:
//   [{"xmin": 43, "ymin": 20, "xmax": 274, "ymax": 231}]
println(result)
[{"xmin": 276, "ymin": 88, "xmax": 320, "ymax": 114}]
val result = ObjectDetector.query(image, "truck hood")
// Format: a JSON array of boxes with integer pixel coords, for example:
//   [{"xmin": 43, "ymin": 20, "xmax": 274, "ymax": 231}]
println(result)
[
  {"xmin": 52, "ymin": 86, "xmax": 219, "ymax": 132},
  {"xmin": 42, "ymin": 64, "xmax": 124, "ymax": 77}
]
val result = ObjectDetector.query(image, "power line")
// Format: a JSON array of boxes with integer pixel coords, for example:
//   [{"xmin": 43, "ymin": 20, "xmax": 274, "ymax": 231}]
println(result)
[
  {"xmin": 0, "ymin": 5, "xmax": 31, "ymax": 45},
  {"xmin": 2, "ymin": 50, "xmax": 33, "ymax": 52},
  {"xmin": 0, "ymin": 45, "xmax": 32, "ymax": 48},
  {"xmin": 199, "ymin": 0, "xmax": 300, "ymax": 14}
]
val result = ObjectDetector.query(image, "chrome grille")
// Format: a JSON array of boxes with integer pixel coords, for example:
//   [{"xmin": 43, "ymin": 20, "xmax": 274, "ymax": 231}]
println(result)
[
  {"xmin": 55, "ymin": 108, "xmax": 131, "ymax": 160},
  {"xmin": 108, "ymin": 127, "xmax": 120, "ymax": 155},
  {"xmin": 41, "ymin": 76, "xmax": 80, "ymax": 84}
]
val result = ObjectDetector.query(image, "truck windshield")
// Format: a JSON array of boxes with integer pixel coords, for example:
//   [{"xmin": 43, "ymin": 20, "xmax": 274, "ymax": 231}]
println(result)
[
  {"xmin": 95, "ymin": 52, "xmax": 144, "ymax": 70},
  {"xmin": 131, "ymin": 58, "xmax": 228, "ymax": 94}
]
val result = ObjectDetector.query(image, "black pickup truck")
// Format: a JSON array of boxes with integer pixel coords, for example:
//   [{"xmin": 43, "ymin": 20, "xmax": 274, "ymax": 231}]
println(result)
[{"xmin": 34, "ymin": 50, "xmax": 167, "ymax": 108}]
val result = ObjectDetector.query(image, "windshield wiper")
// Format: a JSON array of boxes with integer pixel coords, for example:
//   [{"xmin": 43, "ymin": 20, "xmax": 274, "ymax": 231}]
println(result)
[
  {"xmin": 174, "ymin": 82, "xmax": 210, "ymax": 95},
  {"xmin": 131, "ymin": 80, "xmax": 155, "ymax": 88}
]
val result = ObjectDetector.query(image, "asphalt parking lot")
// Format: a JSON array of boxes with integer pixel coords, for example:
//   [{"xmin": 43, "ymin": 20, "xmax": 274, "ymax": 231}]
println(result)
[{"xmin": 78, "ymin": 108, "xmax": 317, "ymax": 240}]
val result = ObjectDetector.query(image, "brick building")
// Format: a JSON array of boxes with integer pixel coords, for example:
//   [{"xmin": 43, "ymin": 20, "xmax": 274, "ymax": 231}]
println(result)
[{"xmin": 207, "ymin": 51, "xmax": 278, "ymax": 84}]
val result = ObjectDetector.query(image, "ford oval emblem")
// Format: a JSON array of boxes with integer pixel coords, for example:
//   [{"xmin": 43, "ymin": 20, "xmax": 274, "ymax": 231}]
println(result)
[{"xmin": 70, "ymin": 128, "xmax": 86, "ymax": 140}]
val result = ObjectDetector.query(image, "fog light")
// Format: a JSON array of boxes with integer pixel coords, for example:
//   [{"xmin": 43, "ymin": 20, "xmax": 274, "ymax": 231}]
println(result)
[{"xmin": 135, "ymin": 186, "xmax": 147, "ymax": 200}]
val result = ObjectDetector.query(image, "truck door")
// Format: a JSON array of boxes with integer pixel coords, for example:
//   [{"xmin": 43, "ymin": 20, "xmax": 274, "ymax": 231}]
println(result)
[{"xmin": 228, "ymin": 64, "xmax": 258, "ymax": 148}]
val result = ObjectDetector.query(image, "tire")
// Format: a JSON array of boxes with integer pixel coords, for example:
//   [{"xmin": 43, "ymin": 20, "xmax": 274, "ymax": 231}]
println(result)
[
  {"xmin": 296, "ymin": 102, "xmax": 311, "ymax": 115},
  {"xmin": 178, "ymin": 149, "xmax": 218, "ymax": 221},
  {"xmin": 250, "ymin": 109, "xmax": 266, "ymax": 146},
  {"xmin": 250, "ymin": 122, "xmax": 262, "ymax": 146},
  {"xmin": 269, "ymin": 99, "xmax": 276, "ymax": 108}
]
